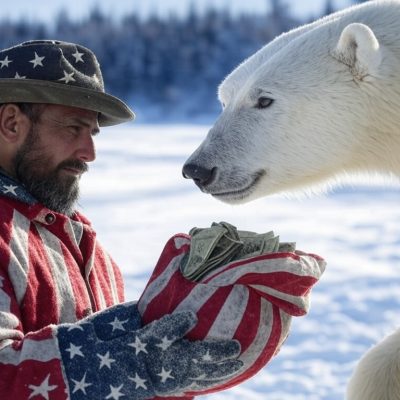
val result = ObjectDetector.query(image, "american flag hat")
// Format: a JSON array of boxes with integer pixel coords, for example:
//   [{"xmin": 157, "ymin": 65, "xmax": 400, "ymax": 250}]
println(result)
[
  {"xmin": 0, "ymin": 40, "xmax": 134, "ymax": 126},
  {"xmin": 138, "ymin": 234, "xmax": 326, "ymax": 397}
]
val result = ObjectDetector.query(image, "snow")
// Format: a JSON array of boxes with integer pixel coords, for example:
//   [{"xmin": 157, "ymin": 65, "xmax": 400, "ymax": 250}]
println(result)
[{"xmin": 79, "ymin": 123, "xmax": 400, "ymax": 399}]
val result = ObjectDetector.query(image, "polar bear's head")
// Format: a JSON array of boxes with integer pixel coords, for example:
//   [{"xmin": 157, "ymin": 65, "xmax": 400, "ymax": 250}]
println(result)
[{"xmin": 183, "ymin": 16, "xmax": 397, "ymax": 203}]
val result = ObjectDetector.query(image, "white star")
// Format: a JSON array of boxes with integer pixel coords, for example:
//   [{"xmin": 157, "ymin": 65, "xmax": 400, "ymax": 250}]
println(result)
[
  {"xmin": 29, "ymin": 52, "xmax": 45, "ymax": 68},
  {"xmin": 65, "ymin": 342, "xmax": 84, "ymax": 359},
  {"xmin": 105, "ymin": 384, "xmax": 125, "ymax": 400},
  {"xmin": 109, "ymin": 316, "xmax": 128, "ymax": 332},
  {"xmin": 202, "ymin": 350, "xmax": 213, "ymax": 362},
  {"xmin": 14, "ymin": 72, "xmax": 26, "ymax": 79},
  {"xmin": 156, "ymin": 336, "xmax": 175, "ymax": 351},
  {"xmin": 128, "ymin": 336, "xmax": 148, "ymax": 355},
  {"xmin": 67, "ymin": 324, "xmax": 84, "ymax": 332},
  {"xmin": 71, "ymin": 372, "xmax": 92, "ymax": 394},
  {"xmin": 2, "ymin": 184, "xmax": 18, "ymax": 195},
  {"xmin": 28, "ymin": 374, "xmax": 58, "ymax": 400},
  {"xmin": 157, "ymin": 367, "xmax": 174, "ymax": 383},
  {"xmin": 97, "ymin": 351, "xmax": 116, "ymax": 369},
  {"xmin": 128, "ymin": 373, "xmax": 148, "ymax": 390},
  {"xmin": 59, "ymin": 70, "xmax": 75, "ymax": 84},
  {"xmin": 0, "ymin": 55, "xmax": 12, "ymax": 68},
  {"xmin": 72, "ymin": 50, "xmax": 84, "ymax": 63}
]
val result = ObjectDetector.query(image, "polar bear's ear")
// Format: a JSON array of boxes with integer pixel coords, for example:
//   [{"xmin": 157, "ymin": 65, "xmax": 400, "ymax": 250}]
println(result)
[{"xmin": 334, "ymin": 23, "xmax": 381, "ymax": 79}]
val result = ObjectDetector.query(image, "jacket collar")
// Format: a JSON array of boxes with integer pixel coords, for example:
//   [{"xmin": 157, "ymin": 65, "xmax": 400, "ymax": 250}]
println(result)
[
  {"xmin": 0, "ymin": 170, "xmax": 91, "ymax": 226},
  {"xmin": 0, "ymin": 170, "xmax": 37, "ymax": 205}
]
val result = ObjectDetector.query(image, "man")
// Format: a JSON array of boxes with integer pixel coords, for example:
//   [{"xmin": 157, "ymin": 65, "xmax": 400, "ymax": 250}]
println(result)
[{"xmin": 0, "ymin": 40, "xmax": 242, "ymax": 400}]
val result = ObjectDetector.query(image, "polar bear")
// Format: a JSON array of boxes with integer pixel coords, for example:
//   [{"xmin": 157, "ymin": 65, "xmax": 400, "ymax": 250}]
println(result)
[{"xmin": 182, "ymin": 1, "xmax": 400, "ymax": 399}]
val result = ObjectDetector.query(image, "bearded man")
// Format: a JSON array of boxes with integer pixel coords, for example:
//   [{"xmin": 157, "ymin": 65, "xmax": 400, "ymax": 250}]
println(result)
[{"xmin": 0, "ymin": 40, "xmax": 242, "ymax": 400}]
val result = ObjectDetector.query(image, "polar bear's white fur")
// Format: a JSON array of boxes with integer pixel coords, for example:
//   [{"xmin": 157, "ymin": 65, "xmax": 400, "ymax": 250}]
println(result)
[
  {"xmin": 182, "ymin": 1, "xmax": 400, "ymax": 399},
  {"xmin": 183, "ymin": 0, "xmax": 400, "ymax": 203}
]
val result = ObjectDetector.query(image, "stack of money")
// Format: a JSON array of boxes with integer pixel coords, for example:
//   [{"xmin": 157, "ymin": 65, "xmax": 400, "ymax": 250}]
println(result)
[{"xmin": 180, "ymin": 221, "xmax": 296, "ymax": 282}]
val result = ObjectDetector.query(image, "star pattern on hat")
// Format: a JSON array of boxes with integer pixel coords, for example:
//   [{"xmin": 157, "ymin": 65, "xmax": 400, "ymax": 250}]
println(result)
[
  {"xmin": 29, "ymin": 52, "xmax": 45, "ymax": 68},
  {"xmin": 0, "ymin": 55, "xmax": 12, "ymax": 69},
  {"xmin": 14, "ymin": 72, "xmax": 26, "ymax": 79},
  {"xmin": 72, "ymin": 50, "xmax": 84, "ymax": 63},
  {"xmin": 59, "ymin": 70, "xmax": 75, "ymax": 84}
]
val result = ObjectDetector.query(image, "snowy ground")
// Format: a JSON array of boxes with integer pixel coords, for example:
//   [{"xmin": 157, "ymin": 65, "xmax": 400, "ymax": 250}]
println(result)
[{"xmin": 79, "ymin": 124, "xmax": 400, "ymax": 400}]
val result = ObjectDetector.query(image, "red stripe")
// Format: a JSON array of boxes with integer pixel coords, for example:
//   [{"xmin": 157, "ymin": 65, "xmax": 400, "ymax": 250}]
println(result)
[
  {"xmin": 187, "ymin": 286, "xmax": 233, "ymax": 339},
  {"xmin": 141, "ymin": 268, "xmax": 196, "ymax": 324},
  {"xmin": 237, "ymin": 271, "xmax": 318, "ymax": 296},
  {"xmin": 24, "ymin": 224, "xmax": 60, "ymax": 329},
  {"xmin": 231, "ymin": 288, "xmax": 260, "ymax": 352},
  {"xmin": 145, "ymin": 235, "xmax": 190, "ymax": 286},
  {"xmin": 215, "ymin": 305, "xmax": 283, "ymax": 392},
  {"xmin": 0, "ymin": 359, "xmax": 67, "ymax": 399}
]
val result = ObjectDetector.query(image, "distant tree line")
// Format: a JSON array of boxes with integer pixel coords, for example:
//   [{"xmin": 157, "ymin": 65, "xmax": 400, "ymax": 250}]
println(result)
[{"xmin": 0, "ymin": 0, "xmax": 367, "ymax": 120}]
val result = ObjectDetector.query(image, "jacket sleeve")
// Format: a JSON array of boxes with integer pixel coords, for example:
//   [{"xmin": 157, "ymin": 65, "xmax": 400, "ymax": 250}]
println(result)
[
  {"xmin": 0, "ymin": 269, "xmax": 71, "ymax": 399},
  {"xmin": 0, "ymin": 268, "xmax": 200, "ymax": 400}
]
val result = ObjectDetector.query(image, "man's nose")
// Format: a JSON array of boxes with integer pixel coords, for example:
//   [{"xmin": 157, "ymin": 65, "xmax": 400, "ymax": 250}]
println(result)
[{"xmin": 76, "ymin": 133, "xmax": 96, "ymax": 162}]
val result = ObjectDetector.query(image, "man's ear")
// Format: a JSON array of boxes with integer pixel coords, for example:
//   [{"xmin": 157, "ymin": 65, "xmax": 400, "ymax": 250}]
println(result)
[
  {"xmin": 0, "ymin": 104, "xmax": 30, "ymax": 143},
  {"xmin": 333, "ymin": 22, "xmax": 381, "ymax": 79}
]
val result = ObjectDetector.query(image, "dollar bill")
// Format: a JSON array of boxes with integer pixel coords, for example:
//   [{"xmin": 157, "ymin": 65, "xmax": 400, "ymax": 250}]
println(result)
[{"xmin": 180, "ymin": 222, "xmax": 296, "ymax": 282}]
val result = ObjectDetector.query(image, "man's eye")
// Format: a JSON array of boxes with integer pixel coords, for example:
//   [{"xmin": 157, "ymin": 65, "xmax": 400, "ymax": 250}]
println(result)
[
  {"xmin": 68, "ymin": 126, "xmax": 80, "ymax": 135},
  {"xmin": 256, "ymin": 97, "xmax": 274, "ymax": 109}
]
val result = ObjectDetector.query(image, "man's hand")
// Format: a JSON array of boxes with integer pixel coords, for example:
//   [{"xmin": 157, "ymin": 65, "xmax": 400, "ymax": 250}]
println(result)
[{"xmin": 56, "ymin": 302, "xmax": 242, "ymax": 399}]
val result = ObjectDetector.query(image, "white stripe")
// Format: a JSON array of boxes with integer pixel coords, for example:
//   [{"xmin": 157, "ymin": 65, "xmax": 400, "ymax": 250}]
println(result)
[
  {"xmin": 174, "ymin": 236, "xmax": 190, "ymax": 249},
  {"xmin": 65, "ymin": 219, "xmax": 83, "ymax": 247},
  {"xmin": 36, "ymin": 224, "xmax": 77, "ymax": 323},
  {"xmin": 206, "ymin": 285, "xmax": 249, "ymax": 338},
  {"xmin": 137, "ymin": 253, "xmax": 186, "ymax": 315},
  {"xmin": 84, "ymin": 247, "xmax": 106, "ymax": 310},
  {"xmin": 173, "ymin": 284, "xmax": 219, "ymax": 314},
  {"xmin": 249, "ymin": 284, "xmax": 309, "ymax": 312},
  {"xmin": 8, "ymin": 210, "xmax": 30, "ymax": 305},
  {"xmin": 204, "ymin": 255, "xmax": 323, "ymax": 286},
  {"xmin": 92, "ymin": 267, "xmax": 106, "ymax": 310},
  {"xmin": 238, "ymin": 298, "xmax": 274, "ymax": 369},
  {"xmin": 0, "ymin": 337, "xmax": 59, "ymax": 365},
  {"xmin": 0, "ymin": 287, "xmax": 11, "ymax": 315},
  {"xmin": 103, "ymin": 251, "xmax": 119, "ymax": 304}
]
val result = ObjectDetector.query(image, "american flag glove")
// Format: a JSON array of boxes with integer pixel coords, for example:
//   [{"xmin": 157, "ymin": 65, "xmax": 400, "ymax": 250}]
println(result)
[
  {"xmin": 138, "ymin": 234, "xmax": 326, "ymax": 398},
  {"xmin": 57, "ymin": 301, "xmax": 243, "ymax": 399}
]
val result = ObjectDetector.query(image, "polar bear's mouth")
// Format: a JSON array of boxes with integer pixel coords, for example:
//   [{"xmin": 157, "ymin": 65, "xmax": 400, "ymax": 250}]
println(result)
[{"xmin": 212, "ymin": 170, "xmax": 266, "ymax": 201}]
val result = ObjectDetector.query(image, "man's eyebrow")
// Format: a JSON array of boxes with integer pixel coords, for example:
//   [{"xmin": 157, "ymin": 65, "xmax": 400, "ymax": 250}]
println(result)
[{"xmin": 68, "ymin": 117, "xmax": 100, "ymax": 134}]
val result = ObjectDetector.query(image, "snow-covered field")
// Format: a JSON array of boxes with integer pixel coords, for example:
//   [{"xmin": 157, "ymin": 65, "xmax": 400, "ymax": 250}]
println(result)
[{"xmin": 80, "ymin": 124, "xmax": 400, "ymax": 400}]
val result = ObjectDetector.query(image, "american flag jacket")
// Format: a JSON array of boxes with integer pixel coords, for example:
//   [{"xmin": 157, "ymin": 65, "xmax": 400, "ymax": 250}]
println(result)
[{"xmin": 0, "ymin": 171, "xmax": 127, "ymax": 399}]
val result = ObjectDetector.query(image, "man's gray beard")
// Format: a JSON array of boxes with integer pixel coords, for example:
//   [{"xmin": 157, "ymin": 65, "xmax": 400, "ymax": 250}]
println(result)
[{"xmin": 12, "ymin": 127, "xmax": 87, "ymax": 217}]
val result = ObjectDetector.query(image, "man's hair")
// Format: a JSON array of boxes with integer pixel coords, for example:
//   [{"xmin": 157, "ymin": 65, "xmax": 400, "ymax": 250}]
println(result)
[
  {"xmin": 0, "ymin": 103, "xmax": 45, "ymax": 124},
  {"xmin": 16, "ymin": 103, "xmax": 45, "ymax": 124}
]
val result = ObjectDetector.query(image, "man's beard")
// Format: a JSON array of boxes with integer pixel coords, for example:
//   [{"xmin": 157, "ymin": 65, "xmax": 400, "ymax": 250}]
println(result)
[{"xmin": 12, "ymin": 127, "xmax": 88, "ymax": 216}]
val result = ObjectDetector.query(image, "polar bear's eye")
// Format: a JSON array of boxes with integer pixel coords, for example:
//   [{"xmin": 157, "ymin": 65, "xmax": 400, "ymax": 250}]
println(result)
[{"xmin": 256, "ymin": 97, "xmax": 274, "ymax": 109}]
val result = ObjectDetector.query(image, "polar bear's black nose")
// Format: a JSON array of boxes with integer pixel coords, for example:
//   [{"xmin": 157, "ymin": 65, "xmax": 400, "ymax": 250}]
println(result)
[{"xmin": 182, "ymin": 163, "xmax": 216, "ymax": 186}]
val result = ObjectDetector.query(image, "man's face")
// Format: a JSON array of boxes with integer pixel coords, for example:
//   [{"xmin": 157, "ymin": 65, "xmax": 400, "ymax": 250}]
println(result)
[{"xmin": 13, "ymin": 104, "xmax": 99, "ymax": 216}]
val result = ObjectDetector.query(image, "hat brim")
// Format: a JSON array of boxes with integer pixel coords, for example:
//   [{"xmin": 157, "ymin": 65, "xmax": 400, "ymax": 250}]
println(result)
[{"xmin": 0, "ymin": 79, "xmax": 135, "ymax": 127}]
